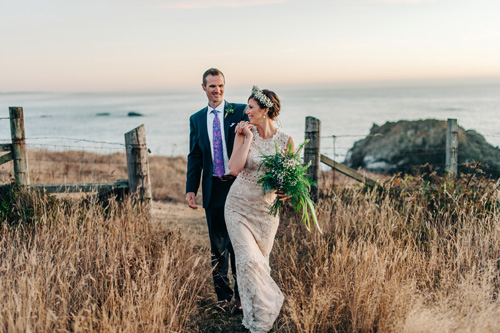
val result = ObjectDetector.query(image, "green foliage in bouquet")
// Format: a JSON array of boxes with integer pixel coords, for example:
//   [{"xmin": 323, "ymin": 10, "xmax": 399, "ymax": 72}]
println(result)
[{"xmin": 257, "ymin": 139, "xmax": 322, "ymax": 233}]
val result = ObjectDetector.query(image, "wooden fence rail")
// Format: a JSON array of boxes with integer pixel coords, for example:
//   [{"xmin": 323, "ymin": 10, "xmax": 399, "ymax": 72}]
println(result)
[
  {"xmin": 30, "ymin": 180, "xmax": 129, "ymax": 194},
  {"xmin": 320, "ymin": 154, "xmax": 377, "ymax": 188},
  {"xmin": 1, "ymin": 107, "xmax": 151, "ymax": 216}
]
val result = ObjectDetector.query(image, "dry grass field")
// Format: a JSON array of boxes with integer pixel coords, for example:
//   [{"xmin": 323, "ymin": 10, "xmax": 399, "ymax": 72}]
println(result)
[{"xmin": 1, "ymin": 149, "xmax": 500, "ymax": 332}]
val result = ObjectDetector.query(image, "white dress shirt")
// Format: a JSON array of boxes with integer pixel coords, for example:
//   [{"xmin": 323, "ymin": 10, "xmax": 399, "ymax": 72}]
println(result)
[{"xmin": 207, "ymin": 101, "xmax": 230, "ymax": 176}]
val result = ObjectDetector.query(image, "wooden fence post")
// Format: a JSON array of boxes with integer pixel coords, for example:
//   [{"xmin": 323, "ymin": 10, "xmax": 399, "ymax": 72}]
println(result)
[
  {"xmin": 9, "ymin": 107, "xmax": 30, "ymax": 186},
  {"xmin": 446, "ymin": 118, "xmax": 458, "ymax": 175},
  {"xmin": 304, "ymin": 117, "xmax": 320, "ymax": 202},
  {"xmin": 125, "ymin": 125, "xmax": 152, "ymax": 215}
]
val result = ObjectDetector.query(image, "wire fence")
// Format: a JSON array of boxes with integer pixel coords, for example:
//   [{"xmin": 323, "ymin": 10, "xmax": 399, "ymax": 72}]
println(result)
[
  {"xmin": 1, "ymin": 132, "xmax": 496, "ymax": 186},
  {"xmin": 2, "ymin": 111, "xmax": 499, "ymax": 188},
  {"xmin": 1, "ymin": 135, "xmax": 129, "ymax": 186},
  {"xmin": 317, "ymin": 128, "xmax": 500, "ymax": 180}
]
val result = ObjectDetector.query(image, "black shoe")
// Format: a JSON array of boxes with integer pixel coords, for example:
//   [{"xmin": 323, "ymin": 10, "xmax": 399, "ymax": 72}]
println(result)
[
  {"xmin": 232, "ymin": 299, "xmax": 243, "ymax": 314},
  {"xmin": 214, "ymin": 299, "xmax": 230, "ymax": 312}
]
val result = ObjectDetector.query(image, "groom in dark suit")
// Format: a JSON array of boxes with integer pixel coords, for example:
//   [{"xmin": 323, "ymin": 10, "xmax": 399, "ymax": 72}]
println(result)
[{"xmin": 186, "ymin": 68, "xmax": 247, "ymax": 311}]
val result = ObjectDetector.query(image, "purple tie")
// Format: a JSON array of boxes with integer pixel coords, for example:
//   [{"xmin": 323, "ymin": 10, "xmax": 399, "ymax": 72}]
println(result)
[{"xmin": 212, "ymin": 110, "xmax": 224, "ymax": 178}]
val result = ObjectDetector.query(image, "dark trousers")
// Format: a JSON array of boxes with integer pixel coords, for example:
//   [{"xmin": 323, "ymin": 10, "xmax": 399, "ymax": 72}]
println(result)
[{"xmin": 205, "ymin": 177, "xmax": 239, "ymax": 302}]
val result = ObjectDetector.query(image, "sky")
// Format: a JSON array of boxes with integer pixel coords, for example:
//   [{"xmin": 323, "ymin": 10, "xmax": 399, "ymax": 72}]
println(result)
[{"xmin": 1, "ymin": 0, "xmax": 500, "ymax": 91}]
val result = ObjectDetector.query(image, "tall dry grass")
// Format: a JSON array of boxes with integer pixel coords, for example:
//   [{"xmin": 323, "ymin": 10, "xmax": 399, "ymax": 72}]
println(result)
[
  {"xmin": 273, "ymin": 177, "xmax": 500, "ymax": 332},
  {"xmin": 2, "ymin": 149, "xmax": 500, "ymax": 331},
  {"xmin": 0, "ymin": 190, "xmax": 209, "ymax": 332}
]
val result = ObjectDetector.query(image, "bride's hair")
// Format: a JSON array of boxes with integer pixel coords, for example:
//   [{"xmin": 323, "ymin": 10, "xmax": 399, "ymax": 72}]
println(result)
[{"xmin": 249, "ymin": 89, "xmax": 281, "ymax": 120}]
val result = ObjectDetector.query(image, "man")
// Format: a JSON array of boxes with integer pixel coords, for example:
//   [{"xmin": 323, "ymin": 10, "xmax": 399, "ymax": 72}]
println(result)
[{"xmin": 186, "ymin": 68, "xmax": 247, "ymax": 312}]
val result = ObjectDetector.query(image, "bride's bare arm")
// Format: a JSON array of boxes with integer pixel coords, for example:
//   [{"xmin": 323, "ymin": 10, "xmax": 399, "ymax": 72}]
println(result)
[
  {"xmin": 286, "ymin": 136, "xmax": 295, "ymax": 153},
  {"xmin": 228, "ymin": 122, "xmax": 253, "ymax": 176}
]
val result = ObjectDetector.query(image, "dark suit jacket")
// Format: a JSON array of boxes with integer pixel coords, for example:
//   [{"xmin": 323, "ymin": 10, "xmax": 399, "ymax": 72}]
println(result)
[{"xmin": 186, "ymin": 101, "xmax": 248, "ymax": 208}]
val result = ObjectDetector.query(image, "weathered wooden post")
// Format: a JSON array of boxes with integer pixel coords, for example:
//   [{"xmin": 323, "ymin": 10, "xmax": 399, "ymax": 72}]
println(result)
[
  {"xmin": 9, "ymin": 107, "xmax": 30, "ymax": 186},
  {"xmin": 304, "ymin": 117, "xmax": 321, "ymax": 202},
  {"xmin": 446, "ymin": 118, "xmax": 458, "ymax": 175},
  {"xmin": 125, "ymin": 125, "xmax": 152, "ymax": 215}
]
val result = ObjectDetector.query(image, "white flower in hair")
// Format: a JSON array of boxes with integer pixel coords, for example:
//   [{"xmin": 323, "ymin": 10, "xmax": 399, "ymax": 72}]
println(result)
[{"xmin": 252, "ymin": 85, "xmax": 274, "ymax": 108}]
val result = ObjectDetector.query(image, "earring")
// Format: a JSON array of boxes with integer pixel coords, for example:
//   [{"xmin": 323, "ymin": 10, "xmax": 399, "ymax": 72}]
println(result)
[{"xmin": 263, "ymin": 115, "xmax": 266, "ymax": 119}]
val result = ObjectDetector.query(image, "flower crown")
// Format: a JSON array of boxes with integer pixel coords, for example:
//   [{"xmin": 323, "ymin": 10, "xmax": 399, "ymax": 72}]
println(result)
[{"xmin": 251, "ymin": 85, "xmax": 274, "ymax": 108}]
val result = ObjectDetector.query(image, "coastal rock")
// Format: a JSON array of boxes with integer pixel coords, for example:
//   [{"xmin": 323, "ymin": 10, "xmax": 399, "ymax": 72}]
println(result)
[
  {"xmin": 345, "ymin": 119, "xmax": 500, "ymax": 178},
  {"xmin": 127, "ymin": 112, "xmax": 143, "ymax": 117}
]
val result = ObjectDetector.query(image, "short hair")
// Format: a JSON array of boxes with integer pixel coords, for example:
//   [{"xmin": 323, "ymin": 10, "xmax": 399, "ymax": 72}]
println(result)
[{"xmin": 202, "ymin": 68, "xmax": 225, "ymax": 86}]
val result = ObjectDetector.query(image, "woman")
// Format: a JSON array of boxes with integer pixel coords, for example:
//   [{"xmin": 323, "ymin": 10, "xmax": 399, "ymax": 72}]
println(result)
[{"xmin": 225, "ymin": 86, "xmax": 293, "ymax": 332}]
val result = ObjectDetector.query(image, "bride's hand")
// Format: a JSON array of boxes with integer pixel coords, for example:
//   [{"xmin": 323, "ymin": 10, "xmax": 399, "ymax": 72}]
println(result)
[
  {"xmin": 276, "ymin": 190, "xmax": 290, "ymax": 202},
  {"xmin": 235, "ymin": 121, "xmax": 254, "ymax": 137}
]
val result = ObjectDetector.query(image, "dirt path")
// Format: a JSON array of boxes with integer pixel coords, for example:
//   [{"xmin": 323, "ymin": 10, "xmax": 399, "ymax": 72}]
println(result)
[
  {"xmin": 151, "ymin": 200, "xmax": 210, "ymax": 248},
  {"xmin": 151, "ymin": 201, "xmax": 249, "ymax": 332}
]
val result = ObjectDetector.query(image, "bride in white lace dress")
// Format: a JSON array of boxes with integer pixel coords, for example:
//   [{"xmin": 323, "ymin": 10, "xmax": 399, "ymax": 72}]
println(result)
[{"xmin": 225, "ymin": 86, "xmax": 293, "ymax": 332}]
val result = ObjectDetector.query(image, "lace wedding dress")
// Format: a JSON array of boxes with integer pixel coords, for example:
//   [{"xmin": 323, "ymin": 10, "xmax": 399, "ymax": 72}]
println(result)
[{"xmin": 225, "ymin": 127, "xmax": 288, "ymax": 333}]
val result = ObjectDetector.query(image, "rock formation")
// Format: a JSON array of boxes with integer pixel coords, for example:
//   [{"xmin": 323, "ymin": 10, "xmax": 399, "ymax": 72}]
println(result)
[{"xmin": 345, "ymin": 119, "xmax": 500, "ymax": 178}]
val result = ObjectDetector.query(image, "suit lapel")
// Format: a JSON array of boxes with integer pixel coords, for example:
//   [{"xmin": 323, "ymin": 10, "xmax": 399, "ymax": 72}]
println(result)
[
  {"xmin": 200, "ymin": 107, "xmax": 210, "ymax": 153},
  {"xmin": 223, "ymin": 101, "xmax": 231, "ymax": 147}
]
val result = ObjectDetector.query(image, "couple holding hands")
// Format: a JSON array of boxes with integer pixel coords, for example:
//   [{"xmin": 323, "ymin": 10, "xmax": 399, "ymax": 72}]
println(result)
[{"xmin": 186, "ymin": 68, "xmax": 293, "ymax": 332}]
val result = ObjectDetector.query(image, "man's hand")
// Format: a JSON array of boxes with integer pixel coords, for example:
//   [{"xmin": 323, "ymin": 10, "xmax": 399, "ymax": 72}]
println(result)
[{"xmin": 186, "ymin": 192, "xmax": 198, "ymax": 209}]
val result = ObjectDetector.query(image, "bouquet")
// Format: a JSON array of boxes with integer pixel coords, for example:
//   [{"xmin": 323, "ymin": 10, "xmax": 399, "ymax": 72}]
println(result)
[{"xmin": 257, "ymin": 140, "xmax": 322, "ymax": 233}]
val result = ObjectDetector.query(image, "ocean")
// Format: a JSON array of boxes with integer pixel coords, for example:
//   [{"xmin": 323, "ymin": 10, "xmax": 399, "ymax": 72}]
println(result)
[{"xmin": 1, "ymin": 80, "xmax": 499, "ymax": 162}]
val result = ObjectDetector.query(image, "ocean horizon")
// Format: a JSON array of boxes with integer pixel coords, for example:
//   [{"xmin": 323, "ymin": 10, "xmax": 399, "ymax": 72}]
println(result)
[{"xmin": 1, "ymin": 79, "xmax": 499, "ymax": 162}]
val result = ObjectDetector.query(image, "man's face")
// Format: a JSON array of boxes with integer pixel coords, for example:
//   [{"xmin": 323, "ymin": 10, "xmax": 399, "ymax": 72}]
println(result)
[{"xmin": 202, "ymin": 74, "xmax": 225, "ymax": 107}]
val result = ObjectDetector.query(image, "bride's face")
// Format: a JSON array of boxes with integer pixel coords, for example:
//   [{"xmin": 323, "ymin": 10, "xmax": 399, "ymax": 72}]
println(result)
[{"xmin": 246, "ymin": 98, "xmax": 267, "ymax": 125}]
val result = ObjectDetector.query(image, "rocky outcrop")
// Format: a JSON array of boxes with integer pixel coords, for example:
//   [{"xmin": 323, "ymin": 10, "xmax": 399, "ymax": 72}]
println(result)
[{"xmin": 345, "ymin": 119, "xmax": 500, "ymax": 178}]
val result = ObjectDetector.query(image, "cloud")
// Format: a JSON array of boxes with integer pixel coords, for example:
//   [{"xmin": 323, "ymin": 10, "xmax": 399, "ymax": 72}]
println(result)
[{"xmin": 157, "ymin": 0, "xmax": 287, "ymax": 9}]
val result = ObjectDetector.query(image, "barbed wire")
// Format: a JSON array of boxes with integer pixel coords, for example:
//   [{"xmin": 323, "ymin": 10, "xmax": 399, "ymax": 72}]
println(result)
[
  {"xmin": 27, "ymin": 143, "xmax": 124, "ymax": 151},
  {"xmin": 321, "ymin": 146, "xmax": 355, "ymax": 151},
  {"xmin": 319, "ymin": 161, "xmax": 498, "ymax": 174},
  {"xmin": 320, "ymin": 146, "xmax": 448, "ymax": 152},
  {"xmin": 322, "ymin": 132, "xmax": 500, "ymax": 140},
  {"xmin": 321, "ymin": 134, "xmax": 373, "ymax": 139},
  {"xmin": 32, "ymin": 173, "xmax": 118, "ymax": 179},
  {"xmin": 26, "ymin": 136, "xmax": 125, "ymax": 146},
  {"xmin": 393, "ymin": 162, "xmax": 500, "ymax": 171},
  {"xmin": 319, "ymin": 128, "xmax": 488, "ymax": 141},
  {"xmin": 31, "ymin": 170, "xmax": 119, "ymax": 177},
  {"xmin": 29, "ymin": 158, "xmax": 125, "ymax": 166},
  {"xmin": 321, "ymin": 152, "xmax": 347, "ymax": 157}
]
